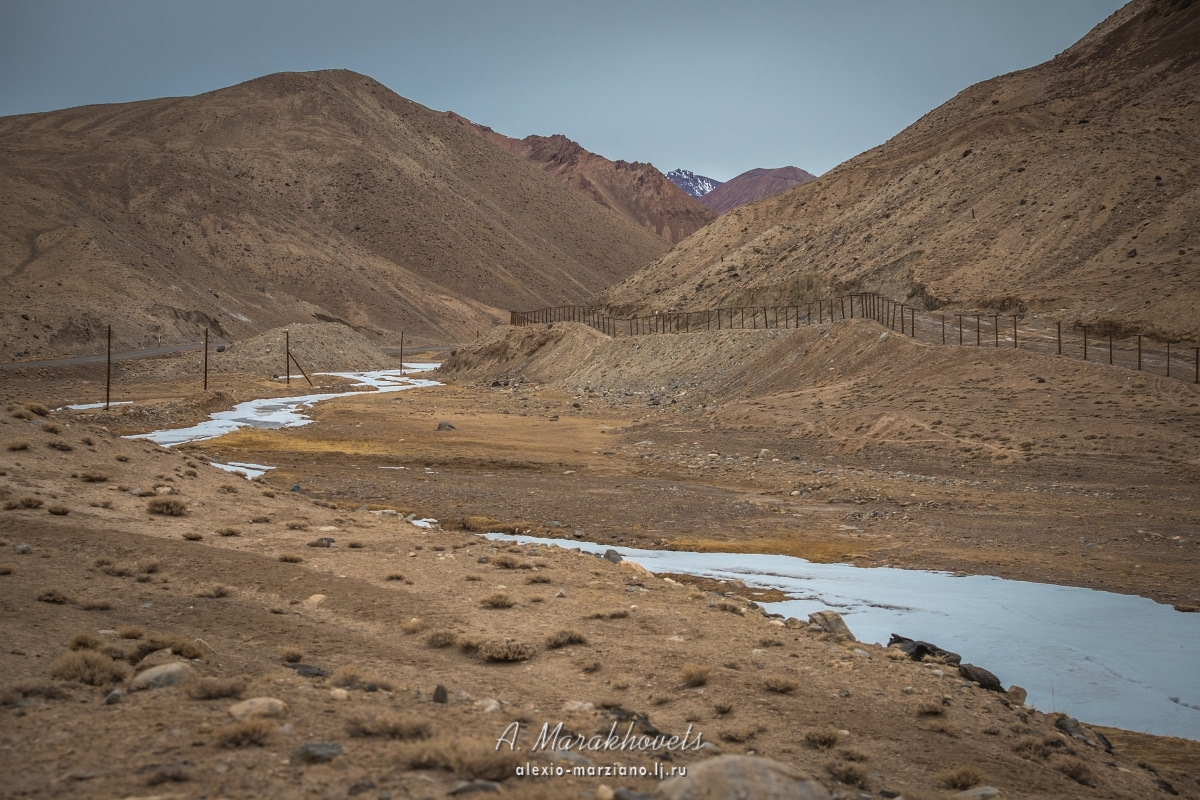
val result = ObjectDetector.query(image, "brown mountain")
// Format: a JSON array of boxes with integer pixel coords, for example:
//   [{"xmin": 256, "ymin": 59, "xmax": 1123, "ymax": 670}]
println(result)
[
  {"xmin": 698, "ymin": 166, "xmax": 817, "ymax": 214},
  {"xmin": 0, "ymin": 70, "xmax": 669, "ymax": 361},
  {"xmin": 600, "ymin": 0, "xmax": 1200, "ymax": 342},
  {"xmin": 443, "ymin": 115, "xmax": 715, "ymax": 244}
]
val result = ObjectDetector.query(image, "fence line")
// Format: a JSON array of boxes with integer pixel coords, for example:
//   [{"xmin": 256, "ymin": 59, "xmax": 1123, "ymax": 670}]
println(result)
[{"xmin": 510, "ymin": 294, "xmax": 1200, "ymax": 385}]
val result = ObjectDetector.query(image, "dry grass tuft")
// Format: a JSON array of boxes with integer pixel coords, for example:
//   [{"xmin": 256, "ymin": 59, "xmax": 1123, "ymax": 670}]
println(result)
[
  {"xmin": 476, "ymin": 639, "xmax": 536, "ymax": 662},
  {"xmin": 1012, "ymin": 734, "xmax": 1068, "ymax": 759},
  {"xmin": 69, "ymin": 632, "xmax": 102, "ymax": 651},
  {"xmin": 49, "ymin": 650, "xmax": 130, "ymax": 685},
  {"xmin": 346, "ymin": 710, "xmax": 431, "ymax": 740},
  {"xmin": 917, "ymin": 701, "xmax": 946, "ymax": 716},
  {"xmin": 680, "ymin": 663, "xmax": 711, "ymax": 687},
  {"xmin": 458, "ymin": 637, "xmax": 483, "ymax": 655},
  {"xmin": 285, "ymin": 519, "xmax": 308, "ymax": 530},
  {"xmin": 216, "ymin": 527, "xmax": 241, "ymax": 537},
  {"xmin": 37, "ymin": 588, "xmax": 73, "ymax": 605},
  {"xmin": 398, "ymin": 735, "xmax": 522, "ymax": 781},
  {"xmin": 47, "ymin": 440, "xmax": 73, "ymax": 452},
  {"xmin": 1, "ymin": 682, "xmax": 66, "ymax": 706},
  {"xmin": 546, "ymin": 629, "xmax": 587, "ymax": 649},
  {"xmin": 385, "ymin": 572, "xmax": 405, "ymax": 581},
  {"xmin": 40, "ymin": 421, "xmax": 61, "ymax": 434},
  {"xmin": 117, "ymin": 626, "xmax": 146, "ymax": 640},
  {"xmin": 490, "ymin": 553, "xmax": 523, "ymax": 569},
  {"xmin": 80, "ymin": 471, "xmax": 109, "ymax": 482},
  {"xmin": 26, "ymin": 404, "xmax": 49, "ymax": 417},
  {"xmin": 525, "ymin": 574, "xmax": 552, "ymax": 584},
  {"xmin": 46, "ymin": 505, "xmax": 69, "ymax": 516},
  {"xmin": 330, "ymin": 666, "xmax": 393, "ymax": 691},
  {"xmin": 145, "ymin": 766, "xmax": 190, "ymax": 786},
  {"xmin": 147, "ymin": 497, "xmax": 187, "ymax": 516},
  {"xmin": 137, "ymin": 559, "xmax": 160, "ymax": 574},
  {"xmin": 838, "ymin": 748, "xmax": 869, "ymax": 762},
  {"xmin": 89, "ymin": 499, "xmax": 113, "ymax": 509},
  {"xmin": 347, "ymin": 540, "xmax": 364, "ymax": 549},
  {"xmin": 717, "ymin": 725, "xmax": 758, "ymax": 743},
  {"xmin": 805, "ymin": 727, "xmax": 841, "ymax": 750},
  {"xmin": 938, "ymin": 766, "xmax": 984, "ymax": 790},
  {"xmin": 426, "ymin": 630, "xmax": 458, "ymax": 648},
  {"xmin": 214, "ymin": 719, "xmax": 272, "ymax": 747},
  {"xmin": 763, "ymin": 675, "xmax": 799, "ymax": 694},
  {"xmin": 278, "ymin": 554, "xmax": 303, "ymax": 563},
  {"xmin": 188, "ymin": 677, "xmax": 245, "ymax": 700},
  {"xmin": 194, "ymin": 584, "xmax": 229, "ymax": 598},
  {"xmin": 79, "ymin": 599, "xmax": 112, "ymax": 611},
  {"xmin": 479, "ymin": 592, "xmax": 515, "ymax": 609},
  {"xmin": 7, "ymin": 441, "xmax": 29, "ymax": 451},
  {"xmin": 5, "ymin": 496, "xmax": 43, "ymax": 510},
  {"xmin": 279, "ymin": 648, "xmax": 303, "ymax": 663},
  {"xmin": 713, "ymin": 701, "xmax": 733, "ymax": 716},
  {"xmin": 400, "ymin": 618, "xmax": 424, "ymax": 634},
  {"xmin": 588, "ymin": 608, "xmax": 629, "ymax": 620},
  {"xmin": 1056, "ymin": 756, "xmax": 1095, "ymax": 786},
  {"xmin": 825, "ymin": 761, "xmax": 869, "ymax": 788}
]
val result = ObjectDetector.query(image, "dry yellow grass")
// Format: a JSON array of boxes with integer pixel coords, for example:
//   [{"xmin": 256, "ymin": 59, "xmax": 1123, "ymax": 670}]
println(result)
[
  {"xmin": 939, "ymin": 766, "xmax": 984, "ymax": 790},
  {"xmin": 187, "ymin": 677, "xmax": 245, "ymax": 700},
  {"xmin": 346, "ymin": 711, "xmax": 430, "ymax": 740},
  {"xmin": 48, "ymin": 650, "xmax": 129, "ymax": 686},
  {"xmin": 213, "ymin": 719, "xmax": 272, "ymax": 747},
  {"xmin": 397, "ymin": 735, "xmax": 523, "ymax": 781},
  {"xmin": 680, "ymin": 662, "xmax": 710, "ymax": 687}
]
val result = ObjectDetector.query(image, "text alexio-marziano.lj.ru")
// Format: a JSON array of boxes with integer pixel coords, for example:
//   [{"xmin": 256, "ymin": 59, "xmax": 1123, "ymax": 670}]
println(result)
[{"xmin": 496, "ymin": 720, "xmax": 703, "ymax": 779}]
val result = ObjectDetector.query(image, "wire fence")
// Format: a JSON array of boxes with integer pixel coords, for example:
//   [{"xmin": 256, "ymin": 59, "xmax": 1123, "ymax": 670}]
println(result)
[{"xmin": 511, "ymin": 294, "xmax": 1200, "ymax": 385}]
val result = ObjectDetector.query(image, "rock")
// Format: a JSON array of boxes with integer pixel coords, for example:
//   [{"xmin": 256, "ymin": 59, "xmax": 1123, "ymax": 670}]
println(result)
[
  {"xmin": 436, "ymin": 421, "xmax": 456, "ymax": 431},
  {"xmin": 130, "ymin": 662, "xmax": 193, "ymax": 691},
  {"xmin": 1054, "ymin": 715, "xmax": 1088, "ymax": 740},
  {"xmin": 104, "ymin": 689, "xmax": 122, "ymax": 705},
  {"xmin": 448, "ymin": 780, "xmax": 501, "ymax": 794},
  {"xmin": 807, "ymin": 610, "xmax": 855, "ymax": 640},
  {"xmin": 290, "ymin": 483, "xmax": 302, "ymax": 492},
  {"xmin": 563, "ymin": 700, "xmax": 594, "ymax": 712},
  {"xmin": 135, "ymin": 648, "xmax": 176, "ymax": 668},
  {"xmin": 310, "ymin": 537, "xmax": 335, "ymax": 548},
  {"xmin": 878, "ymin": 332, "xmax": 890, "ymax": 342},
  {"xmin": 330, "ymin": 688, "xmax": 349, "ymax": 701},
  {"xmin": 651, "ymin": 755, "xmax": 831, "ymax": 800},
  {"xmin": 959, "ymin": 663, "xmax": 1003, "ymax": 692},
  {"xmin": 887, "ymin": 634, "xmax": 961, "ymax": 665},
  {"xmin": 216, "ymin": 345, "xmax": 226, "ymax": 353},
  {"xmin": 14, "ymin": 544, "xmax": 32, "ymax": 555},
  {"xmin": 603, "ymin": 549, "xmax": 623, "ymax": 564},
  {"xmin": 955, "ymin": 787, "xmax": 1001, "ymax": 799},
  {"xmin": 1006, "ymin": 685, "xmax": 1028, "ymax": 706},
  {"xmin": 552, "ymin": 749, "xmax": 593, "ymax": 766},
  {"xmin": 619, "ymin": 561, "xmax": 653, "ymax": 578},
  {"xmin": 783, "ymin": 617, "xmax": 805, "ymax": 630},
  {"xmin": 555, "ymin": 589, "xmax": 567, "ymax": 598},
  {"xmin": 229, "ymin": 697, "xmax": 288, "ymax": 720},
  {"xmin": 1174, "ymin": 604, "xmax": 1199, "ymax": 613},
  {"xmin": 303, "ymin": 594, "xmax": 326, "ymax": 606},
  {"xmin": 290, "ymin": 664, "xmax": 330, "ymax": 678},
  {"xmin": 291, "ymin": 742, "xmax": 342, "ymax": 765},
  {"xmin": 433, "ymin": 684, "xmax": 449, "ymax": 704},
  {"xmin": 477, "ymin": 698, "xmax": 502, "ymax": 713}
]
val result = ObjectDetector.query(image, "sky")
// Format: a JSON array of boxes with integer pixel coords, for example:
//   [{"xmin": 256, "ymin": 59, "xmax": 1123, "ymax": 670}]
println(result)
[{"xmin": 0, "ymin": 0, "xmax": 1128, "ymax": 181}]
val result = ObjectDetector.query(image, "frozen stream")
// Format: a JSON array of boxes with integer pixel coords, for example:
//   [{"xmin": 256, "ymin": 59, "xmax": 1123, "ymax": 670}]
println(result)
[
  {"xmin": 487, "ymin": 533, "xmax": 1200, "ymax": 740},
  {"xmin": 127, "ymin": 366, "xmax": 441, "ymax": 447}
]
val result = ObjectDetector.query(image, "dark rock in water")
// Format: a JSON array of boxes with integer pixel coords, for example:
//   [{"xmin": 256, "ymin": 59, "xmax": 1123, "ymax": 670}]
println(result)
[
  {"xmin": 650, "ymin": 755, "xmax": 831, "ymax": 800},
  {"xmin": 433, "ymin": 684, "xmax": 449, "ymax": 704},
  {"xmin": 959, "ymin": 663, "xmax": 1003, "ymax": 692},
  {"xmin": 603, "ymin": 549, "xmax": 623, "ymax": 564},
  {"xmin": 287, "ymin": 664, "xmax": 330, "ymax": 678},
  {"xmin": 436, "ymin": 421, "xmax": 456, "ymax": 431},
  {"xmin": 291, "ymin": 742, "xmax": 342, "ymax": 764},
  {"xmin": 888, "ymin": 634, "xmax": 961, "ymax": 665}
]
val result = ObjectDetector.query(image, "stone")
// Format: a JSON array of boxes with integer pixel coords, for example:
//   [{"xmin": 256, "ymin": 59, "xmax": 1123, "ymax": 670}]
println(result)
[
  {"xmin": 555, "ymin": 589, "xmax": 566, "ymax": 598},
  {"xmin": 1054, "ymin": 715, "xmax": 1088, "ymax": 740},
  {"xmin": 552, "ymin": 749, "xmax": 593, "ymax": 766},
  {"xmin": 131, "ymin": 662, "xmax": 193, "ymax": 691},
  {"xmin": 14, "ymin": 544, "xmax": 32, "ymax": 555},
  {"xmin": 433, "ymin": 684, "xmax": 449, "ymax": 704},
  {"xmin": 959, "ymin": 663, "xmax": 1003, "ymax": 692},
  {"xmin": 215, "ymin": 345, "xmax": 226, "ymax": 353},
  {"xmin": 448, "ymin": 780, "xmax": 501, "ymax": 794},
  {"xmin": 310, "ymin": 537, "xmax": 335, "ymax": 548},
  {"xmin": 563, "ymin": 700, "xmax": 594, "ymax": 712},
  {"xmin": 290, "ymin": 483, "xmax": 302, "ymax": 492},
  {"xmin": 807, "ymin": 610, "xmax": 855, "ymax": 640},
  {"xmin": 955, "ymin": 787, "xmax": 1002, "ymax": 799},
  {"xmin": 436, "ymin": 421, "xmax": 456, "ymax": 431},
  {"xmin": 330, "ymin": 688, "xmax": 349, "ymax": 701},
  {"xmin": 291, "ymin": 742, "xmax": 342, "ymax": 765},
  {"xmin": 603, "ymin": 549, "xmax": 623, "ymax": 564},
  {"xmin": 229, "ymin": 697, "xmax": 288, "ymax": 720},
  {"xmin": 651, "ymin": 755, "xmax": 831, "ymax": 800},
  {"xmin": 619, "ymin": 561, "xmax": 653, "ymax": 578},
  {"xmin": 104, "ymin": 689, "xmax": 122, "ymax": 705},
  {"xmin": 1006, "ymin": 685, "xmax": 1028, "ymax": 706},
  {"xmin": 291, "ymin": 664, "xmax": 330, "ymax": 678},
  {"xmin": 879, "ymin": 332, "xmax": 890, "ymax": 342}
]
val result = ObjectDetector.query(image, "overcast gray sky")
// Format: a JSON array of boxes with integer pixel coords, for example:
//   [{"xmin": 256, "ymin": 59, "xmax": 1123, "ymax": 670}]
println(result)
[{"xmin": 0, "ymin": 0, "xmax": 1126, "ymax": 180}]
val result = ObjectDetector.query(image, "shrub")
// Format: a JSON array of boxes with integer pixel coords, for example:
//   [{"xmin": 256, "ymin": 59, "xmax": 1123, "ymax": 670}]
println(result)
[
  {"xmin": 4, "ymin": 496, "xmax": 43, "ymax": 510},
  {"xmin": 49, "ymin": 650, "xmax": 129, "ymax": 685},
  {"xmin": 214, "ymin": 719, "xmax": 272, "ymax": 747},
  {"xmin": 805, "ymin": 727, "xmax": 840, "ymax": 749},
  {"xmin": 69, "ymin": 632, "xmax": 102, "ymax": 651},
  {"xmin": 194, "ymin": 584, "xmax": 229, "ymax": 598},
  {"xmin": 46, "ymin": 505, "xmax": 69, "ymax": 516},
  {"xmin": 398, "ymin": 735, "xmax": 522, "ymax": 781},
  {"xmin": 7, "ymin": 441, "xmax": 29, "ymax": 451},
  {"xmin": 41, "ymin": 421, "xmax": 61, "ymax": 434},
  {"xmin": 147, "ymin": 498, "xmax": 187, "ymax": 516},
  {"xmin": 188, "ymin": 677, "xmax": 245, "ymax": 700},
  {"xmin": 47, "ymin": 440, "xmax": 73, "ymax": 452},
  {"xmin": 825, "ymin": 761, "xmax": 868, "ymax": 788},
  {"xmin": 216, "ymin": 527, "xmax": 241, "ymax": 537},
  {"xmin": 182, "ymin": 531, "xmax": 202, "ymax": 541},
  {"xmin": 89, "ymin": 499, "xmax": 113, "ymax": 509},
  {"xmin": 79, "ymin": 600, "xmax": 112, "ymax": 611},
  {"xmin": 763, "ymin": 676, "xmax": 798, "ymax": 694},
  {"xmin": 938, "ymin": 766, "xmax": 984, "ymax": 790},
  {"xmin": 588, "ymin": 609, "xmax": 629, "ymax": 620},
  {"xmin": 26, "ymin": 404, "xmax": 49, "ymax": 417},
  {"xmin": 278, "ymin": 554, "xmax": 303, "ymax": 563},
  {"xmin": 117, "ymin": 626, "xmax": 145, "ymax": 640},
  {"xmin": 37, "ymin": 589, "xmax": 72, "ymax": 604},
  {"xmin": 1057, "ymin": 757, "xmax": 1095, "ymax": 786},
  {"xmin": 80, "ymin": 471, "xmax": 109, "ymax": 482},
  {"xmin": 426, "ymin": 630, "xmax": 457, "ymax": 648},
  {"xmin": 917, "ymin": 701, "xmax": 945, "ymax": 716},
  {"xmin": 717, "ymin": 726, "xmax": 757, "ymax": 743},
  {"xmin": 145, "ymin": 766, "xmax": 190, "ymax": 786},
  {"xmin": 250, "ymin": 515, "xmax": 271, "ymax": 523},
  {"xmin": 479, "ymin": 592, "xmax": 514, "ymax": 609},
  {"xmin": 330, "ymin": 666, "xmax": 392, "ymax": 691},
  {"xmin": 546, "ymin": 630, "xmax": 587, "ymax": 649},
  {"xmin": 347, "ymin": 541, "xmax": 364, "ymax": 549},
  {"xmin": 279, "ymin": 648, "xmax": 303, "ymax": 663},
  {"xmin": 138, "ymin": 559, "xmax": 160, "ymax": 574},
  {"xmin": 385, "ymin": 572, "xmax": 404, "ymax": 581},
  {"xmin": 490, "ymin": 553, "xmax": 521, "ymax": 569},
  {"xmin": 525, "ymin": 574, "xmax": 552, "ymax": 584},
  {"xmin": 346, "ymin": 711, "xmax": 430, "ymax": 740},
  {"xmin": 680, "ymin": 663, "xmax": 710, "ymax": 687},
  {"xmin": 400, "ymin": 618, "xmax": 424, "ymax": 634},
  {"xmin": 477, "ymin": 639, "xmax": 536, "ymax": 662},
  {"xmin": 285, "ymin": 520, "xmax": 308, "ymax": 530}
]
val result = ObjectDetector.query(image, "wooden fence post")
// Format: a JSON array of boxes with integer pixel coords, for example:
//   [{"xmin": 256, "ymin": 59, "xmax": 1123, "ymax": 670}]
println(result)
[
  {"xmin": 941, "ymin": 315, "xmax": 946, "ymax": 344},
  {"xmin": 1083, "ymin": 326, "xmax": 1088, "ymax": 361},
  {"xmin": 910, "ymin": 307, "xmax": 915, "ymax": 337},
  {"xmin": 958, "ymin": 314, "xmax": 963, "ymax": 345},
  {"xmin": 1109, "ymin": 332, "xmax": 1113, "ymax": 365},
  {"xmin": 975, "ymin": 315, "xmax": 981, "ymax": 346},
  {"xmin": 105, "ymin": 325, "xmax": 111, "ymax": 410},
  {"xmin": 204, "ymin": 327, "xmax": 209, "ymax": 391},
  {"xmin": 1012, "ymin": 315, "xmax": 1018, "ymax": 348},
  {"xmin": 1166, "ymin": 341, "xmax": 1170, "ymax": 378},
  {"xmin": 1137, "ymin": 335, "xmax": 1142, "ymax": 370},
  {"xmin": 286, "ymin": 329, "xmax": 290, "ymax": 385},
  {"xmin": 1057, "ymin": 322, "xmax": 1062, "ymax": 355}
]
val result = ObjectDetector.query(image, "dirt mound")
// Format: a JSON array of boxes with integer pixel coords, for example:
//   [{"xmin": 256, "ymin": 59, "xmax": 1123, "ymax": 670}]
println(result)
[
  {"xmin": 213, "ymin": 323, "xmax": 393, "ymax": 376},
  {"xmin": 437, "ymin": 322, "xmax": 610, "ymax": 384}
]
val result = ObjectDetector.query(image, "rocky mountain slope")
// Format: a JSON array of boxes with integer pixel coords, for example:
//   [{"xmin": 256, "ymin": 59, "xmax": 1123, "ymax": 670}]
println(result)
[
  {"xmin": 444, "ymin": 116, "xmax": 716, "ymax": 244},
  {"xmin": 667, "ymin": 168, "xmax": 722, "ymax": 198},
  {"xmin": 600, "ymin": 0, "xmax": 1200, "ymax": 342},
  {"xmin": 0, "ymin": 70, "xmax": 670, "ymax": 361},
  {"xmin": 698, "ymin": 166, "xmax": 818, "ymax": 214}
]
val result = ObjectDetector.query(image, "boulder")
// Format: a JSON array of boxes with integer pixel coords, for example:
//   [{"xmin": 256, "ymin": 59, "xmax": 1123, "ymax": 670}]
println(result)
[
  {"xmin": 651, "ymin": 755, "xmax": 830, "ymax": 800},
  {"xmin": 130, "ymin": 662, "xmax": 193, "ymax": 691},
  {"xmin": 959, "ymin": 663, "xmax": 1003, "ymax": 692},
  {"xmin": 229, "ymin": 697, "xmax": 288, "ymax": 720},
  {"xmin": 807, "ymin": 610, "xmax": 855, "ymax": 640}
]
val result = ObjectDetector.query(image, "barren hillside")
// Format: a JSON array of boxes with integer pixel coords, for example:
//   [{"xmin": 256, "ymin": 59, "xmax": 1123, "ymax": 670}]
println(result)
[
  {"xmin": 0, "ymin": 70, "xmax": 669, "ymax": 361},
  {"xmin": 444, "ymin": 115, "xmax": 716, "ymax": 244},
  {"xmin": 600, "ymin": 0, "xmax": 1200, "ymax": 342},
  {"xmin": 698, "ymin": 166, "xmax": 817, "ymax": 214}
]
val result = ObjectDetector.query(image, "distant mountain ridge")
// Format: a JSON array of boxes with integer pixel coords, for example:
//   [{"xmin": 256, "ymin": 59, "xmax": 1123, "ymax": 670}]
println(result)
[
  {"xmin": 667, "ymin": 169, "xmax": 722, "ymax": 198},
  {"xmin": 445, "ymin": 115, "xmax": 716, "ymax": 244},
  {"xmin": 697, "ymin": 166, "xmax": 818, "ymax": 214}
]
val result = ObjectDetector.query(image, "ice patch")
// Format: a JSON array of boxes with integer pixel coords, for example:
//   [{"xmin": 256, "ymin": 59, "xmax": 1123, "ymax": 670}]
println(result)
[
  {"xmin": 60, "ymin": 401, "xmax": 133, "ymax": 411},
  {"xmin": 485, "ymin": 533, "xmax": 1200, "ymax": 741},
  {"xmin": 411, "ymin": 518, "xmax": 438, "ymax": 529},
  {"xmin": 209, "ymin": 461, "xmax": 275, "ymax": 480},
  {"xmin": 127, "ymin": 369, "xmax": 441, "ymax": 447}
]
